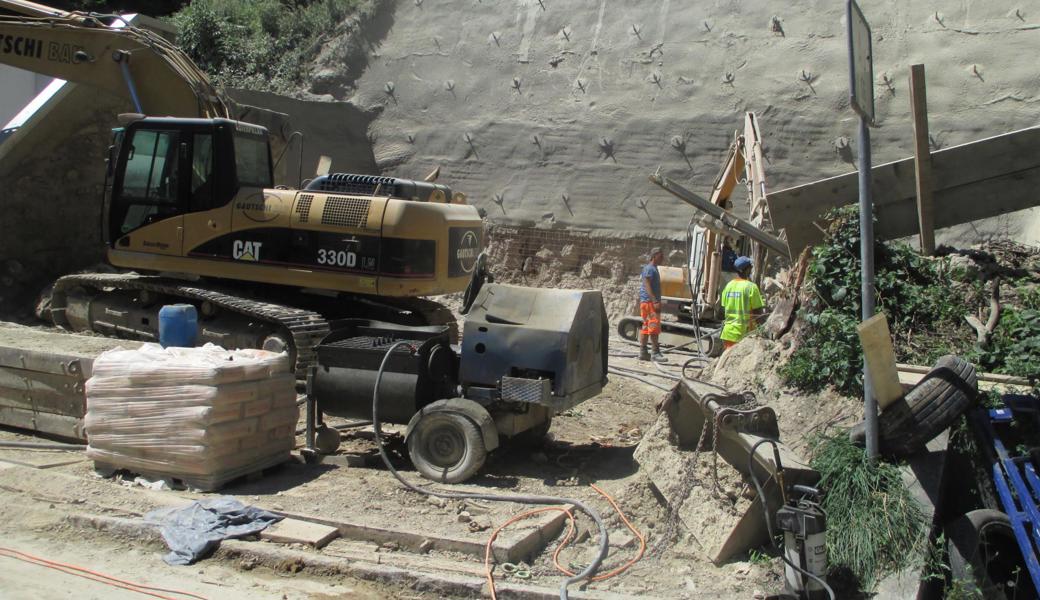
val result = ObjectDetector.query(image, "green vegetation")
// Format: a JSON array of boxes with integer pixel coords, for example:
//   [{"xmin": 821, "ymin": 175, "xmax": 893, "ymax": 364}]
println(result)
[
  {"xmin": 172, "ymin": 0, "xmax": 360, "ymax": 93},
  {"xmin": 974, "ymin": 284, "xmax": 1040, "ymax": 380},
  {"xmin": 781, "ymin": 207, "xmax": 1040, "ymax": 397},
  {"xmin": 811, "ymin": 433, "xmax": 927, "ymax": 591},
  {"xmin": 780, "ymin": 206, "xmax": 979, "ymax": 396},
  {"xmin": 59, "ymin": 1, "xmax": 183, "ymax": 16}
]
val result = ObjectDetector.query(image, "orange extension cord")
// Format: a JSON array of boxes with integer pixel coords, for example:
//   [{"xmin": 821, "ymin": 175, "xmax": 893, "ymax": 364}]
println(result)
[
  {"xmin": 0, "ymin": 546, "xmax": 209, "ymax": 600},
  {"xmin": 483, "ymin": 484, "xmax": 646, "ymax": 599}
]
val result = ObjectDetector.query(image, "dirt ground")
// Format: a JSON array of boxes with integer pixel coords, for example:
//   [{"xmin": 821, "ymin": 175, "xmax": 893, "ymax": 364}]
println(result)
[{"xmin": 0, "ymin": 314, "xmax": 866, "ymax": 600}]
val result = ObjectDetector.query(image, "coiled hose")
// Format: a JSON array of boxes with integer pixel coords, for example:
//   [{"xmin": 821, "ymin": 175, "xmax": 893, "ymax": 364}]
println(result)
[{"xmin": 371, "ymin": 341, "xmax": 610, "ymax": 600}]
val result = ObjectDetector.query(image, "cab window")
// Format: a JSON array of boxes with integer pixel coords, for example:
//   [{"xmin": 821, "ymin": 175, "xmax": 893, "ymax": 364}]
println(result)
[
  {"xmin": 233, "ymin": 132, "xmax": 272, "ymax": 188},
  {"xmin": 190, "ymin": 133, "xmax": 215, "ymax": 211},
  {"xmin": 118, "ymin": 129, "xmax": 180, "ymax": 233}
]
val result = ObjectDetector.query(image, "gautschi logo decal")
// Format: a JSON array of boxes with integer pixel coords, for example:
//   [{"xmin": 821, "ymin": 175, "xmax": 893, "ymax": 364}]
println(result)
[
  {"xmin": 235, "ymin": 192, "xmax": 283, "ymax": 223},
  {"xmin": 456, "ymin": 230, "xmax": 479, "ymax": 274}
]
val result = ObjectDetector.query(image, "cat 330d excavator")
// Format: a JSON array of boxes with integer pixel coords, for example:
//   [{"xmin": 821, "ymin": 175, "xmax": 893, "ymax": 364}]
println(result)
[{"xmin": 0, "ymin": 1, "xmax": 485, "ymax": 376}]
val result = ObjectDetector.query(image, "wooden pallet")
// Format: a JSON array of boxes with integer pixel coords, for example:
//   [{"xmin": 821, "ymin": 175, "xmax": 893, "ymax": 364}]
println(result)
[{"xmin": 92, "ymin": 451, "xmax": 290, "ymax": 492}]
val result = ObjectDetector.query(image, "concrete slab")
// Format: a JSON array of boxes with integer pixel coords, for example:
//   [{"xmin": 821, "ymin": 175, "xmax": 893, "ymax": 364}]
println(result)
[
  {"xmin": 260, "ymin": 517, "xmax": 340, "ymax": 548},
  {"xmin": 0, "ymin": 450, "xmax": 86, "ymax": 469},
  {"xmin": 873, "ymin": 431, "xmax": 950, "ymax": 599}
]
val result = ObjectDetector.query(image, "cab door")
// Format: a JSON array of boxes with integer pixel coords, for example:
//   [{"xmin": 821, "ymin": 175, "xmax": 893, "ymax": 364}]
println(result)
[
  {"xmin": 181, "ymin": 130, "xmax": 233, "ymax": 255},
  {"xmin": 109, "ymin": 128, "xmax": 184, "ymax": 256}
]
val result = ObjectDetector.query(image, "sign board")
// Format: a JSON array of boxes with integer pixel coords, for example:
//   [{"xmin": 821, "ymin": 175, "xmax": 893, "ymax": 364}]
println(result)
[{"xmin": 847, "ymin": 0, "xmax": 875, "ymax": 123}]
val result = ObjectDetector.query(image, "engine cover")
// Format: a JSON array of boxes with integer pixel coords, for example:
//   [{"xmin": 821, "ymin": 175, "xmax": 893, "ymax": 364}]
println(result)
[{"xmin": 459, "ymin": 284, "xmax": 608, "ymax": 411}]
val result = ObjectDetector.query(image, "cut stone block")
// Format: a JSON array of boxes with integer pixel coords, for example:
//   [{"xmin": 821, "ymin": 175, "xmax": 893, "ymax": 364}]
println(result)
[{"xmin": 260, "ymin": 518, "xmax": 340, "ymax": 548}]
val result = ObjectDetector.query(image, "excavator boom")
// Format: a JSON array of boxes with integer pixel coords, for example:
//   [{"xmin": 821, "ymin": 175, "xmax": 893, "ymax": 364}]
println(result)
[{"xmin": 0, "ymin": 0, "xmax": 228, "ymax": 118}]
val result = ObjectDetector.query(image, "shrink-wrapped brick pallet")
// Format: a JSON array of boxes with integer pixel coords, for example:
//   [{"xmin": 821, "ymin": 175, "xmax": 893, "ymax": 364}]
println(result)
[{"xmin": 85, "ymin": 343, "xmax": 298, "ymax": 491}]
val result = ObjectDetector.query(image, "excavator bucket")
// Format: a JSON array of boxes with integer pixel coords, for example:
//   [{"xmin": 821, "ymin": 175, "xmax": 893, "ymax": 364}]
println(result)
[{"xmin": 635, "ymin": 379, "xmax": 819, "ymax": 564}]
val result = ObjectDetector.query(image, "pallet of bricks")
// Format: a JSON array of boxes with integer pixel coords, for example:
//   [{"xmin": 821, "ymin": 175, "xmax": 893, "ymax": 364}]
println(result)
[{"xmin": 84, "ymin": 343, "xmax": 298, "ymax": 491}]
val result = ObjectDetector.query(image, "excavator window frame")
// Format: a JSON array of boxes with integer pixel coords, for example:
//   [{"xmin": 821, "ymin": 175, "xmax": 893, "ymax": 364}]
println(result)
[{"xmin": 107, "ymin": 119, "xmax": 240, "ymax": 246}]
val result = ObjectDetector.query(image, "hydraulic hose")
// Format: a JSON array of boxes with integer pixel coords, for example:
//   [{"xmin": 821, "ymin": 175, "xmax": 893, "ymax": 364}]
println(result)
[
  {"xmin": 371, "ymin": 341, "xmax": 610, "ymax": 600},
  {"xmin": 748, "ymin": 439, "xmax": 836, "ymax": 600}
]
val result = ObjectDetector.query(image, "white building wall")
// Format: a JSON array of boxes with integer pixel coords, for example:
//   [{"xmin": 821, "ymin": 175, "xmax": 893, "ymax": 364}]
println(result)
[{"xmin": 0, "ymin": 65, "xmax": 53, "ymax": 128}]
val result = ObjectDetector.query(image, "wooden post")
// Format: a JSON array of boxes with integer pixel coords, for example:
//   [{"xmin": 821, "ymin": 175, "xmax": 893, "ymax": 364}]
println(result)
[{"xmin": 909, "ymin": 64, "xmax": 935, "ymax": 255}]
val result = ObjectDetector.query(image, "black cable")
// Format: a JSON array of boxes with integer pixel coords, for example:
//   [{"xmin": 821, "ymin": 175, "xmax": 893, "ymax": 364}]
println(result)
[
  {"xmin": 748, "ymin": 438, "xmax": 836, "ymax": 600},
  {"xmin": 371, "ymin": 341, "xmax": 610, "ymax": 600}
]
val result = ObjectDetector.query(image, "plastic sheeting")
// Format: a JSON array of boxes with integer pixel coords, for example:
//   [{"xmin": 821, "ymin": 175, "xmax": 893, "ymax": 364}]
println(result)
[
  {"xmin": 145, "ymin": 497, "xmax": 283, "ymax": 565},
  {"xmin": 85, "ymin": 343, "xmax": 298, "ymax": 488}
]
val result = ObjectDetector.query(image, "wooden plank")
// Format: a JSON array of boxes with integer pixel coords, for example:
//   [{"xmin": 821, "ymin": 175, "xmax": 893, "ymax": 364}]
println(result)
[
  {"xmin": 781, "ymin": 165, "xmax": 1040, "ymax": 255},
  {"xmin": 897, "ymin": 371, "xmax": 1030, "ymax": 394},
  {"xmin": 857, "ymin": 314, "xmax": 904, "ymax": 411},
  {"xmin": 267, "ymin": 508, "xmax": 506, "ymax": 560},
  {"xmin": 768, "ymin": 126, "xmax": 1040, "ymax": 254},
  {"xmin": 260, "ymin": 518, "xmax": 340, "ymax": 548},
  {"xmin": 910, "ymin": 64, "xmax": 935, "ymax": 255},
  {"xmin": 770, "ymin": 126, "xmax": 1040, "ymax": 227},
  {"xmin": 896, "ymin": 363, "xmax": 1032, "ymax": 386}
]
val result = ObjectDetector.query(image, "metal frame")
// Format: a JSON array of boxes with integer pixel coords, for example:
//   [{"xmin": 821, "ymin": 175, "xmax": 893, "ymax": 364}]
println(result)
[
  {"xmin": 846, "ymin": 0, "xmax": 875, "ymax": 124},
  {"xmin": 972, "ymin": 397, "xmax": 1040, "ymax": 593}
]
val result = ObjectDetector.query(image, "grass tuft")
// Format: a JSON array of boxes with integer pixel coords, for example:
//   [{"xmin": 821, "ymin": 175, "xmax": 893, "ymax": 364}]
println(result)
[{"xmin": 811, "ymin": 433, "xmax": 928, "ymax": 592}]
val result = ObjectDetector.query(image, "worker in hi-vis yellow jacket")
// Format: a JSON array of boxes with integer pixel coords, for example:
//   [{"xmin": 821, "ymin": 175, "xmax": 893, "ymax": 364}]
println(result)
[{"xmin": 720, "ymin": 256, "xmax": 765, "ymax": 350}]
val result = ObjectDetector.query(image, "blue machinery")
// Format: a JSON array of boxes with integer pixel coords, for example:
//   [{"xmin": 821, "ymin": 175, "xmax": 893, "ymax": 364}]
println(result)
[{"xmin": 972, "ymin": 394, "xmax": 1040, "ymax": 593}]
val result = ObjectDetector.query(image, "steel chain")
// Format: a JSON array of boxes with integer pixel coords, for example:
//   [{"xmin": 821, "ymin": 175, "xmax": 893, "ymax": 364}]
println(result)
[{"xmin": 654, "ymin": 390, "xmax": 760, "ymax": 554}]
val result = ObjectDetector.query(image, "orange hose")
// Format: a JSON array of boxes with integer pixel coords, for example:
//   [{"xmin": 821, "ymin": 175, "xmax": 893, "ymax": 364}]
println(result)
[
  {"xmin": 484, "ymin": 506, "xmax": 576, "ymax": 600},
  {"xmin": 552, "ymin": 484, "xmax": 646, "ymax": 581},
  {"xmin": 0, "ymin": 546, "xmax": 209, "ymax": 600},
  {"xmin": 483, "ymin": 484, "xmax": 646, "ymax": 598}
]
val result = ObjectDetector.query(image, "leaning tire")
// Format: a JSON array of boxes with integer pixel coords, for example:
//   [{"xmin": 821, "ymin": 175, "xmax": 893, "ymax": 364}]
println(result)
[
  {"xmin": 617, "ymin": 317, "xmax": 641, "ymax": 341},
  {"xmin": 408, "ymin": 411, "xmax": 487, "ymax": 483},
  {"xmin": 947, "ymin": 509, "xmax": 1024, "ymax": 600},
  {"xmin": 850, "ymin": 355, "xmax": 977, "ymax": 456}
]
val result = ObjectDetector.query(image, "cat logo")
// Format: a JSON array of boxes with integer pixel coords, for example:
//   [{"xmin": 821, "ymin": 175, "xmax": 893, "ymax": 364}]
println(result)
[{"xmin": 232, "ymin": 240, "xmax": 262, "ymax": 261}]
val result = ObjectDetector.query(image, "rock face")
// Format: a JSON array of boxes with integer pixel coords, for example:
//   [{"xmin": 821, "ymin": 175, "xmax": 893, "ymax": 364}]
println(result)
[{"xmin": 340, "ymin": 0, "xmax": 1040, "ymax": 241}]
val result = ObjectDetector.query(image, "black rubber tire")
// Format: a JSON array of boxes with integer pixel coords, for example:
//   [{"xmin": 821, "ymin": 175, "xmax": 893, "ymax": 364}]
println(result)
[
  {"xmin": 947, "ymin": 509, "xmax": 1024, "ymax": 600},
  {"xmin": 408, "ymin": 411, "xmax": 487, "ymax": 483},
  {"xmin": 850, "ymin": 355, "xmax": 978, "ymax": 457},
  {"xmin": 617, "ymin": 317, "xmax": 640, "ymax": 341},
  {"xmin": 314, "ymin": 425, "xmax": 342, "ymax": 455}
]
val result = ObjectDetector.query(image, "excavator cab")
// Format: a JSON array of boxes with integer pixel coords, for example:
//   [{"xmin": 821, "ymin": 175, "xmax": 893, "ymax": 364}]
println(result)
[{"xmin": 103, "ymin": 116, "xmax": 270, "ymax": 252}]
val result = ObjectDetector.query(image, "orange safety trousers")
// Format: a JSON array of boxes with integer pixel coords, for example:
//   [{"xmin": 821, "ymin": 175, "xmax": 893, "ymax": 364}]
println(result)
[{"xmin": 640, "ymin": 302, "xmax": 661, "ymax": 336}]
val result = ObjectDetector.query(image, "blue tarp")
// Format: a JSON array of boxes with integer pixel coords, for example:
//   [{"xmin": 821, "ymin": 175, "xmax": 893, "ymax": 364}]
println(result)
[{"xmin": 145, "ymin": 497, "xmax": 283, "ymax": 565}]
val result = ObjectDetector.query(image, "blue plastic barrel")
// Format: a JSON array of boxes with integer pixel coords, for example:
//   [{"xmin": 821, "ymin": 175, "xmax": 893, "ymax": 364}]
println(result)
[{"xmin": 158, "ymin": 304, "xmax": 198, "ymax": 348}]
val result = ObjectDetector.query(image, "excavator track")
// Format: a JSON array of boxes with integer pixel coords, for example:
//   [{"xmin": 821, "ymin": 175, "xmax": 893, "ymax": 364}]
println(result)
[{"xmin": 50, "ymin": 273, "xmax": 330, "ymax": 378}]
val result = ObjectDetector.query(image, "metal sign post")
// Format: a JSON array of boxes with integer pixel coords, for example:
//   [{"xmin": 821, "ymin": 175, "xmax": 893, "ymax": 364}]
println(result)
[{"xmin": 847, "ymin": 0, "xmax": 878, "ymax": 460}]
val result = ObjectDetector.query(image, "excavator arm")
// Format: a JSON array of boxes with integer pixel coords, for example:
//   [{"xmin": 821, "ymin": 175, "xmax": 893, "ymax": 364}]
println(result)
[{"xmin": 0, "ymin": 0, "xmax": 229, "ymax": 118}]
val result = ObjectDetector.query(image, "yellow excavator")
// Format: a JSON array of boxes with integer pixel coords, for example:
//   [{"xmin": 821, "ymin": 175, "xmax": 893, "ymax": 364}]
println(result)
[
  {"xmin": 618, "ymin": 113, "xmax": 783, "ymax": 352},
  {"xmin": 0, "ymin": 1, "xmax": 485, "ymax": 375}
]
